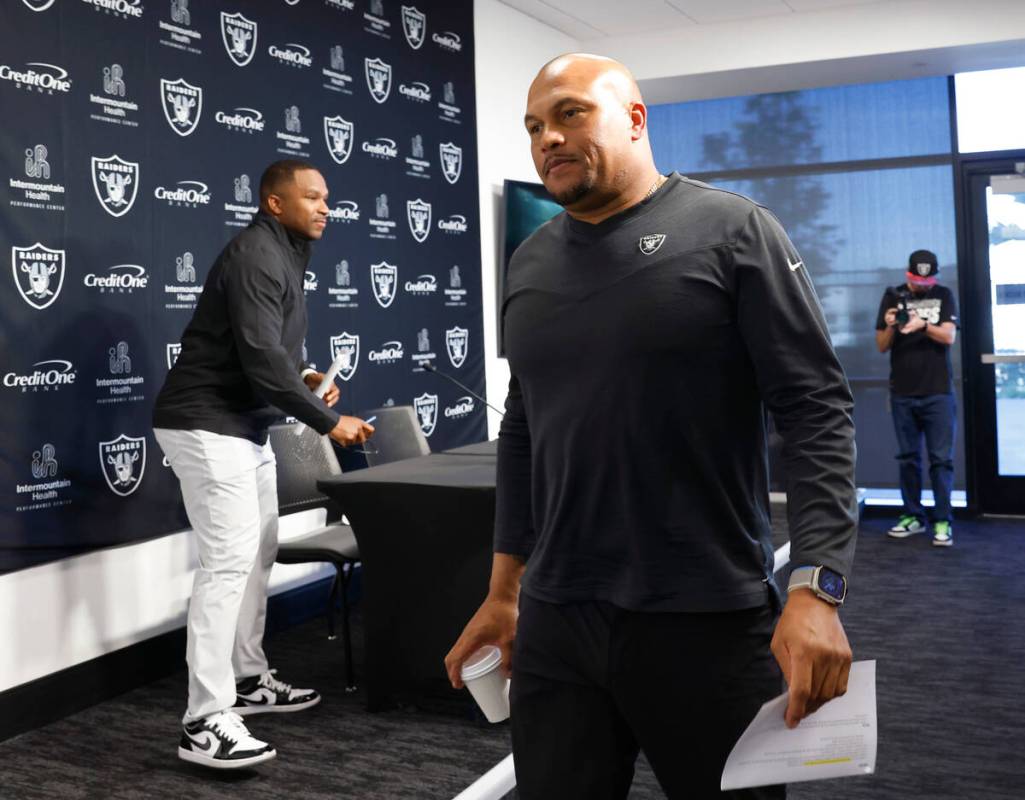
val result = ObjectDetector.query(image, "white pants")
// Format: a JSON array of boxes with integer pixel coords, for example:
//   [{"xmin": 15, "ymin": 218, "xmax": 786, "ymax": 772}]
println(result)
[{"xmin": 154, "ymin": 428, "xmax": 278, "ymax": 722}]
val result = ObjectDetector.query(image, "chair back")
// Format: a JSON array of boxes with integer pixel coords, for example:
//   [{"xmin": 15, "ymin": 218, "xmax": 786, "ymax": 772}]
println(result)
[
  {"xmin": 361, "ymin": 405, "xmax": 431, "ymax": 466},
  {"xmin": 267, "ymin": 422, "xmax": 343, "ymax": 514}
]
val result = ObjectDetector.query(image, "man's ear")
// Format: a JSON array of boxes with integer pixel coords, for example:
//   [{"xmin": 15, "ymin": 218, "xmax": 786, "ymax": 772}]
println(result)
[
  {"xmin": 264, "ymin": 193, "xmax": 282, "ymax": 215},
  {"xmin": 629, "ymin": 101, "xmax": 647, "ymax": 142}
]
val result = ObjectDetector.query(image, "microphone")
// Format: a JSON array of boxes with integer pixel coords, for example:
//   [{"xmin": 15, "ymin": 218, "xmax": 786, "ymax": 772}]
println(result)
[{"xmin": 419, "ymin": 362, "xmax": 504, "ymax": 417}]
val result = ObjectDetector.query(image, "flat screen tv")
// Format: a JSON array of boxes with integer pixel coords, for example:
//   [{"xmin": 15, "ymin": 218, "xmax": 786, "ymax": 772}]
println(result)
[{"xmin": 498, "ymin": 179, "xmax": 563, "ymax": 355}]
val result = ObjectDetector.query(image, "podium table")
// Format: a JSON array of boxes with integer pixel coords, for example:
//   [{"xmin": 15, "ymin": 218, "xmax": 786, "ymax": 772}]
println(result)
[{"xmin": 317, "ymin": 441, "xmax": 497, "ymax": 709}]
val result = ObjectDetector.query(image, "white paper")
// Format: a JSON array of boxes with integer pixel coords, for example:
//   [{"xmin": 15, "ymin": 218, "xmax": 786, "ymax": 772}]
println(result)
[{"xmin": 721, "ymin": 660, "xmax": 877, "ymax": 790}]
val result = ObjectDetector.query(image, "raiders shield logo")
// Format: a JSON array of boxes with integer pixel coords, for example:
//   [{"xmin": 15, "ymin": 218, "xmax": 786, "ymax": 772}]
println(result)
[
  {"xmin": 364, "ymin": 57, "xmax": 392, "ymax": 104},
  {"xmin": 12, "ymin": 243, "xmax": 65, "ymax": 310},
  {"xmin": 161, "ymin": 78, "xmax": 203, "ymax": 137},
  {"xmin": 221, "ymin": 11, "xmax": 258, "ymax": 67},
  {"xmin": 638, "ymin": 234, "xmax": 666, "ymax": 255},
  {"xmin": 414, "ymin": 392, "xmax": 439, "ymax": 437},
  {"xmin": 439, "ymin": 142, "xmax": 462, "ymax": 185},
  {"xmin": 401, "ymin": 5, "xmax": 426, "ymax": 49},
  {"xmin": 324, "ymin": 115, "xmax": 354, "ymax": 164},
  {"xmin": 99, "ymin": 434, "xmax": 146, "ymax": 497},
  {"xmin": 407, "ymin": 198, "xmax": 432, "ymax": 243},
  {"xmin": 91, "ymin": 155, "xmax": 139, "ymax": 218},
  {"xmin": 916, "ymin": 262, "xmax": 932, "ymax": 277},
  {"xmin": 166, "ymin": 343, "xmax": 182, "ymax": 370},
  {"xmin": 445, "ymin": 326, "xmax": 468, "ymax": 369},
  {"xmin": 370, "ymin": 261, "xmax": 398, "ymax": 308},
  {"xmin": 21, "ymin": 0, "xmax": 56, "ymax": 10},
  {"xmin": 329, "ymin": 333, "xmax": 360, "ymax": 381}
]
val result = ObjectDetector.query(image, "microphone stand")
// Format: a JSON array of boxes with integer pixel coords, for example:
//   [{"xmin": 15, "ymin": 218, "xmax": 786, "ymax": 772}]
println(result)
[{"xmin": 419, "ymin": 362, "xmax": 505, "ymax": 417}]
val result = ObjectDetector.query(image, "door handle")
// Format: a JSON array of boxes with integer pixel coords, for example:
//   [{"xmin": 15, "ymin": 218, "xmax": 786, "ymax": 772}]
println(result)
[{"xmin": 980, "ymin": 354, "xmax": 1025, "ymax": 364}]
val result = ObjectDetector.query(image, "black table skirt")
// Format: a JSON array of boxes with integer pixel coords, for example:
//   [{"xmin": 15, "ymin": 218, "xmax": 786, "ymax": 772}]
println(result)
[{"xmin": 318, "ymin": 447, "xmax": 496, "ymax": 709}]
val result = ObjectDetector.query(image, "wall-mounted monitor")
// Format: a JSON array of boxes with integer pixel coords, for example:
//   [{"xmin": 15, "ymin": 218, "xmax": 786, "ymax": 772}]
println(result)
[{"xmin": 498, "ymin": 179, "xmax": 563, "ymax": 355}]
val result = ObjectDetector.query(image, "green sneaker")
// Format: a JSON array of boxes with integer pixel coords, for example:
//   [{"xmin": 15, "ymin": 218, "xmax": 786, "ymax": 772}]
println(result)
[
  {"xmin": 932, "ymin": 521, "xmax": 953, "ymax": 547},
  {"xmin": 888, "ymin": 515, "xmax": 925, "ymax": 539}
]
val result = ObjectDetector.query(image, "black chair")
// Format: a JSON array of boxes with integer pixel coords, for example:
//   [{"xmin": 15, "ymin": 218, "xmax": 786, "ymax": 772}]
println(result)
[
  {"xmin": 269, "ymin": 422, "xmax": 359, "ymax": 692},
  {"xmin": 360, "ymin": 405, "xmax": 430, "ymax": 466}
]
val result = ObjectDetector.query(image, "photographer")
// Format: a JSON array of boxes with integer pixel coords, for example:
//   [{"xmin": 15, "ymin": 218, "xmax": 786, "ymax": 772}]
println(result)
[{"xmin": 875, "ymin": 249, "xmax": 959, "ymax": 546}]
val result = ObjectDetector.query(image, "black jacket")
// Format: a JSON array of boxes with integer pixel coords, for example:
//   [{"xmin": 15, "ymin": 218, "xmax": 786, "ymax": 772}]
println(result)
[{"xmin": 153, "ymin": 212, "xmax": 339, "ymax": 444}]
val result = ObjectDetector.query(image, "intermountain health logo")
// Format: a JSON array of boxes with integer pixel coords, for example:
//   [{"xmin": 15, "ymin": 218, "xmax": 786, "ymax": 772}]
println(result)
[
  {"xmin": 99, "ymin": 434, "xmax": 146, "ymax": 497},
  {"xmin": 12, "ymin": 243, "xmax": 65, "ymax": 310},
  {"xmin": 17, "ymin": 442, "xmax": 73, "ymax": 515}
]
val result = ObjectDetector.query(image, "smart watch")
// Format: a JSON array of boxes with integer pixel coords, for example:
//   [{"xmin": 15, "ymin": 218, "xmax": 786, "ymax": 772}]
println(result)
[{"xmin": 787, "ymin": 565, "xmax": 847, "ymax": 606}]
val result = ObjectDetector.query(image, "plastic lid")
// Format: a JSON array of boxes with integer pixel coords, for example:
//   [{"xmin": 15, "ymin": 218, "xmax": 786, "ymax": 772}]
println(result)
[{"xmin": 460, "ymin": 645, "xmax": 502, "ymax": 682}]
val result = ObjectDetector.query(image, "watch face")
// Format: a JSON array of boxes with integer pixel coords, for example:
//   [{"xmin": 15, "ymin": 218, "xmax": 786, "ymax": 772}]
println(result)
[{"xmin": 818, "ymin": 567, "xmax": 847, "ymax": 601}]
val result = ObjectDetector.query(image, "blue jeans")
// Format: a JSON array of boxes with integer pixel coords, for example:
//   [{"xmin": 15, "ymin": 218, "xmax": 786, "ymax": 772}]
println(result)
[{"xmin": 891, "ymin": 394, "xmax": 956, "ymax": 524}]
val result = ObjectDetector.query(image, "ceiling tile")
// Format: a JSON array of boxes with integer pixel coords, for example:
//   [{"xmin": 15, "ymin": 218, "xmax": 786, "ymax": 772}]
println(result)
[
  {"xmin": 498, "ymin": 0, "xmax": 608, "ymax": 39},
  {"xmin": 667, "ymin": 0, "xmax": 792, "ymax": 25},
  {"xmin": 538, "ymin": 0, "xmax": 695, "ymax": 37}
]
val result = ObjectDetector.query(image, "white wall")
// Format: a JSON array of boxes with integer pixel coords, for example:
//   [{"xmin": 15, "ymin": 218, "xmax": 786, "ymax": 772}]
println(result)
[
  {"xmin": 0, "ymin": 510, "xmax": 332, "ymax": 693},
  {"xmin": 474, "ymin": 0, "xmax": 579, "ymax": 437}
]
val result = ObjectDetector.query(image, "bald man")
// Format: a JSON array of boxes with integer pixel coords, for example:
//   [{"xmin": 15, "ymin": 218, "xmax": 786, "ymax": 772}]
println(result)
[{"xmin": 445, "ymin": 55, "xmax": 858, "ymax": 798}]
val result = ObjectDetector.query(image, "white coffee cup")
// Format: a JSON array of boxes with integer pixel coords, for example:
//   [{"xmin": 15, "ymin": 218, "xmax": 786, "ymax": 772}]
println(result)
[{"xmin": 460, "ymin": 645, "xmax": 510, "ymax": 723}]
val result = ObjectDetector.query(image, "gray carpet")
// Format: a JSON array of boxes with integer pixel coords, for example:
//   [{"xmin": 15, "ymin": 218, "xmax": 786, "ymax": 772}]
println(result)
[{"xmin": 0, "ymin": 515, "xmax": 1022, "ymax": 798}]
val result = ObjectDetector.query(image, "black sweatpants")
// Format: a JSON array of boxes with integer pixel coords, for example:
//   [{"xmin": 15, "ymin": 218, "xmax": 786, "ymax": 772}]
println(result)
[{"xmin": 510, "ymin": 593, "xmax": 786, "ymax": 800}]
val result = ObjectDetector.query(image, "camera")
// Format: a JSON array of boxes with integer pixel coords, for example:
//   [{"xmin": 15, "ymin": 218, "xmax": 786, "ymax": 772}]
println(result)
[{"xmin": 894, "ymin": 287, "xmax": 912, "ymax": 326}]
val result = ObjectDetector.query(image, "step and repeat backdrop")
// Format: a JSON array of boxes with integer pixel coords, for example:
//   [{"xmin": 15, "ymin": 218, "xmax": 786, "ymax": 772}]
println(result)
[{"xmin": 0, "ymin": 0, "xmax": 484, "ymax": 571}]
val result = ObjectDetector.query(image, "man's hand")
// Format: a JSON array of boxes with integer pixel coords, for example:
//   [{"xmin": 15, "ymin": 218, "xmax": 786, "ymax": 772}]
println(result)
[
  {"xmin": 303, "ymin": 371, "xmax": 340, "ymax": 407},
  {"xmin": 770, "ymin": 589, "xmax": 852, "ymax": 728},
  {"xmin": 899, "ymin": 310, "xmax": 927, "ymax": 335},
  {"xmin": 328, "ymin": 415, "xmax": 375, "ymax": 447},
  {"xmin": 444, "ymin": 595, "xmax": 518, "ymax": 689},
  {"xmin": 883, "ymin": 307, "xmax": 898, "ymax": 328}
]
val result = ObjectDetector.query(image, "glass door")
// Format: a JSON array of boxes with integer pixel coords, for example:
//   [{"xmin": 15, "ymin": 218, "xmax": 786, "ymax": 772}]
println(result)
[{"xmin": 962, "ymin": 157, "xmax": 1025, "ymax": 514}]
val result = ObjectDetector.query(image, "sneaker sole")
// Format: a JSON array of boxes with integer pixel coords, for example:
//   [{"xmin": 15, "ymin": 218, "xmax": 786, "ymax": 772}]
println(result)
[
  {"xmin": 932, "ymin": 538, "xmax": 953, "ymax": 547},
  {"xmin": 887, "ymin": 530, "xmax": 922, "ymax": 539},
  {"xmin": 178, "ymin": 746, "xmax": 277, "ymax": 769},
  {"xmin": 233, "ymin": 695, "xmax": 321, "ymax": 716}
]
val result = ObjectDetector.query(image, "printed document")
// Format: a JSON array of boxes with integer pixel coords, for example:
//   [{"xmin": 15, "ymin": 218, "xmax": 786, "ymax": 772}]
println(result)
[{"xmin": 721, "ymin": 660, "xmax": 877, "ymax": 790}]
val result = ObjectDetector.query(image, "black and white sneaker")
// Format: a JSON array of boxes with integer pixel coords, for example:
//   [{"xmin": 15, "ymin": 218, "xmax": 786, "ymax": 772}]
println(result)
[
  {"xmin": 178, "ymin": 711, "xmax": 276, "ymax": 769},
  {"xmin": 233, "ymin": 669, "xmax": 321, "ymax": 716}
]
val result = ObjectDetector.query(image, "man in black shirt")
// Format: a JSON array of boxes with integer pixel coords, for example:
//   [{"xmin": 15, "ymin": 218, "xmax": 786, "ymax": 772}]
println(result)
[
  {"xmin": 154, "ymin": 160, "xmax": 374, "ymax": 769},
  {"xmin": 445, "ymin": 55, "xmax": 858, "ymax": 798},
  {"xmin": 875, "ymin": 250, "xmax": 959, "ymax": 546}
]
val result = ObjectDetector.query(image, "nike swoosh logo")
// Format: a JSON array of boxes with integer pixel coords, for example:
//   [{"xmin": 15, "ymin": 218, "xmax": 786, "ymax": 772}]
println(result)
[
  {"xmin": 239, "ymin": 687, "xmax": 276, "ymax": 705},
  {"xmin": 187, "ymin": 730, "xmax": 220, "ymax": 756},
  {"xmin": 788, "ymin": 258, "xmax": 803, "ymax": 272}
]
